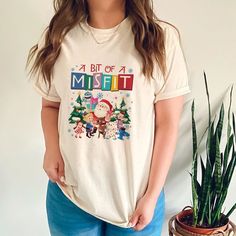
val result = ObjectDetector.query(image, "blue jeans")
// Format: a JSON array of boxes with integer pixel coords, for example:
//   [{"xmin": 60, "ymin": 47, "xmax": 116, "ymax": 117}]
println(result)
[{"xmin": 46, "ymin": 179, "xmax": 165, "ymax": 236}]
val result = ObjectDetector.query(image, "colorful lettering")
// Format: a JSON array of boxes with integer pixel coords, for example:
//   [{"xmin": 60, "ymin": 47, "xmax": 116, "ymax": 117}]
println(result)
[{"xmin": 71, "ymin": 72, "xmax": 133, "ymax": 91}]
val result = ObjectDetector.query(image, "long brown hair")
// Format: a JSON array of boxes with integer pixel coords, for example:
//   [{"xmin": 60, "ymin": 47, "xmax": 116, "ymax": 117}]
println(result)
[{"xmin": 26, "ymin": 0, "xmax": 180, "ymax": 90}]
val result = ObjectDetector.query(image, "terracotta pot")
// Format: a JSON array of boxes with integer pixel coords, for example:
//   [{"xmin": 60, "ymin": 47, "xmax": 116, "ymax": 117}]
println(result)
[{"xmin": 175, "ymin": 208, "xmax": 229, "ymax": 235}]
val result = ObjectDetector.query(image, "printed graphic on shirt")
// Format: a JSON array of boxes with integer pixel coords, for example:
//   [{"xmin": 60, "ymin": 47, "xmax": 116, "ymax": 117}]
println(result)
[{"xmin": 67, "ymin": 64, "xmax": 133, "ymax": 140}]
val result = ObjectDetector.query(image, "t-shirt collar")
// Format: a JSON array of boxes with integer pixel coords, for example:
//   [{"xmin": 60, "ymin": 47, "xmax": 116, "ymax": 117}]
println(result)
[{"xmin": 80, "ymin": 14, "xmax": 131, "ymax": 35}]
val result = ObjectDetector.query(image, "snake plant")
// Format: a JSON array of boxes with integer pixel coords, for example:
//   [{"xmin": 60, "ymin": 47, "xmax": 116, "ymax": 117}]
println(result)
[{"xmin": 190, "ymin": 71, "xmax": 236, "ymax": 228}]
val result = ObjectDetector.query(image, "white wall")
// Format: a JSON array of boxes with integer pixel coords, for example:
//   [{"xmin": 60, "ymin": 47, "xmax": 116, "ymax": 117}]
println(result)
[{"xmin": 0, "ymin": 0, "xmax": 235, "ymax": 235}]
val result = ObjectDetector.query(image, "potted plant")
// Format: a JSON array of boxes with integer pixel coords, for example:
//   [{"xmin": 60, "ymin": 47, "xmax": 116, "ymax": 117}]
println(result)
[{"xmin": 169, "ymin": 72, "xmax": 236, "ymax": 236}]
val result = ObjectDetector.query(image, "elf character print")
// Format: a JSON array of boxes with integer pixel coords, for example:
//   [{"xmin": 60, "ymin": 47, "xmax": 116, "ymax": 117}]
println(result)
[
  {"xmin": 117, "ymin": 127, "xmax": 130, "ymax": 140},
  {"xmin": 68, "ymin": 63, "xmax": 133, "ymax": 141},
  {"xmin": 83, "ymin": 112, "xmax": 95, "ymax": 138},
  {"xmin": 73, "ymin": 120, "xmax": 85, "ymax": 138}
]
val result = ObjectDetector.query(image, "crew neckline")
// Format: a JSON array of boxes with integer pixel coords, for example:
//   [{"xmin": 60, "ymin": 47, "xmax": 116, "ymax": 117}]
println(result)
[{"xmin": 80, "ymin": 15, "xmax": 131, "ymax": 35}]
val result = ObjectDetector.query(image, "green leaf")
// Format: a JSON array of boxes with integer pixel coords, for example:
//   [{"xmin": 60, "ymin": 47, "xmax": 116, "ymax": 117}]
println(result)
[
  {"xmin": 225, "ymin": 203, "xmax": 236, "ymax": 218},
  {"xmin": 191, "ymin": 100, "xmax": 198, "ymax": 163},
  {"xmin": 203, "ymin": 71, "xmax": 211, "ymax": 126},
  {"xmin": 209, "ymin": 118, "xmax": 217, "ymax": 166},
  {"xmin": 198, "ymin": 121, "xmax": 214, "ymax": 225},
  {"xmin": 213, "ymin": 148, "xmax": 236, "ymax": 224},
  {"xmin": 225, "ymin": 146, "xmax": 236, "ymax": 185},
  {"xmin": 215, "ymin": 103, "xmax": 224, "ymax": 143},
  {"xmin": 198, "ymin": 155, "xmax": 212, "ymax": 225},
  {"xmin": 191, "ymin": 99, "xmax": 199, "ymax": 225},
  {"xmin": 200, "ymin": 155, "xmax": 205, "ymax": 184},
  {"xmin": 233, "ymin": 112, "xmax": 236, "ymax": 145},
  {"xmin": 223, "ymin": 134, "xmax": 234, "ymax": 176},
  {"xmin": 214, "ymin": 134, "xmax": 221, "ymax": 194}
]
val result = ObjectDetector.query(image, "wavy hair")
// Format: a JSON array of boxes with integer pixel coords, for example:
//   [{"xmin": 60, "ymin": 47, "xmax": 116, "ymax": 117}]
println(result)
[{"xmin": 26, "ymin": 0, "xmax": 180, "ymax": 90}]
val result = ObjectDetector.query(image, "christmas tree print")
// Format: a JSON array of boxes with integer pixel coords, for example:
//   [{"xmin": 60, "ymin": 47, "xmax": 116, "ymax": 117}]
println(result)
[
  {"xmin": 113, "ymin": 104, "xmax": 120, "ymax": 114},
  {"xmin": 76, "ymin": 93, "xmax": 83, "ymax": 105},
  {"xmin": 119, "ymin": 97, "xmax": 131, "ymax": 124},
  {"xmin": 108, "ymin": 104, "xmax": 118, "ymax": 122},
  {"xmin": 68, "ymin": 93, "xmax": 86, "ymax": 124}
]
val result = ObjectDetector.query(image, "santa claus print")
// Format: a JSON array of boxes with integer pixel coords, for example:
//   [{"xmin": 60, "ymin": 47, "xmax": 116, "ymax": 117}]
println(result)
[{"xmin": 93, "ymin": 99, "xmax": 112, "ymax": 138}]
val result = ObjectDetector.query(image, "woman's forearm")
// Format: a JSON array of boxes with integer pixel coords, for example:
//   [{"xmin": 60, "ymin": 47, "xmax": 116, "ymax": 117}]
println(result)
[
  {"xmin": 41, "ymin": 105, "xmax": 60, "ymax": 152},
  {"xmin": 145, "ymin": 124, "xmax": 179, "ymax": 203},
  {"xmin": 41, "ymin": 100, "xmax": 66, "ymax": 186}
]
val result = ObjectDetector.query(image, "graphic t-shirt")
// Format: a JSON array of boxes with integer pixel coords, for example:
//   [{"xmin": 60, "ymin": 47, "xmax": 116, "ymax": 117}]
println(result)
[{"xmin": 32, "ymin": 15, "xmax": 191, "ymax": 227}]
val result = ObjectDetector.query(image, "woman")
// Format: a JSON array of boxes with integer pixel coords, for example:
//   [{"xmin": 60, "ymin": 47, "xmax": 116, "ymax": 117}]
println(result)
[{"xmin": 26, "ymin": 0, "xmax": 191, "ymax": 235}]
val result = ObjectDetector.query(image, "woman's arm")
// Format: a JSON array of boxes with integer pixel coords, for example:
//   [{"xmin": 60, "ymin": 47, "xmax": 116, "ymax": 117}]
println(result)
[
  {"xmin": 41, "ymin": 98, "xmax": 66, "ymax": 187},
  {"xmin": 145, "ymin": 95, "xmax": 185, "ymax": 201},
  {"xmin": 129, "ymin": 95, "xmax": 185, "ymax": 231}
]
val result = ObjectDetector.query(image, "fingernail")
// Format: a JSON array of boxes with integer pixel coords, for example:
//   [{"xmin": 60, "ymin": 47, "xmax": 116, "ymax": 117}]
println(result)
[
  {"xmin": 60, "ymin": 176, "xmax": 65, "ymax": 182},
  {"xmin": 128, "ymin": 222, "xmax": 133, "ymax": 227}
]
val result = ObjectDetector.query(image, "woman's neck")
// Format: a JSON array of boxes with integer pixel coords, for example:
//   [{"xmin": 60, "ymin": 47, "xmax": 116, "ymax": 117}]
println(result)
[{"xmin": 86, "ymin": 1, "xmax": 126, "ymax": 29}]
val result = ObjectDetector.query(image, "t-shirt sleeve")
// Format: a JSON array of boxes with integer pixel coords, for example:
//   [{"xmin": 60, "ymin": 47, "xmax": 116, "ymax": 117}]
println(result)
[
  {"xmin": 30, "ymin": 30, "xmax": 61, "ymax": 103},
  {"xmin": 153, "ymin": 24, "xmax": 191, "ymax": 103}
]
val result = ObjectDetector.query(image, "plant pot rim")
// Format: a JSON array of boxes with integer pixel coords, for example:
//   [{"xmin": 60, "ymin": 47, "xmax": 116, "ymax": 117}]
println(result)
[{"xmin": 175, "ymin": 208, "xmax": 229, "ymax": 234}]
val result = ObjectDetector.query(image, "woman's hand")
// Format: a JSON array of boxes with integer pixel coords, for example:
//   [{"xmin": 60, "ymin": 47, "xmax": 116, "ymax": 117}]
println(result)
[
  {"xmin": 43, "ymin": 148, "xmax": 66, "ymax": 187},
  {"xmin": 41, "ymin": 98, "xmax": 66, "ymax": 187},
  {"xmin": 128, "ymin": 193, "xmax": 157, "ymax": 231}
]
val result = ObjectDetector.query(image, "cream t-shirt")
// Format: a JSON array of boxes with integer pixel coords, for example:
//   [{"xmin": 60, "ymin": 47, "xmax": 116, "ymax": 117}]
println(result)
[{"xmin": 32, "ymin": 15, "xmax": 191, "ymax": 227}]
